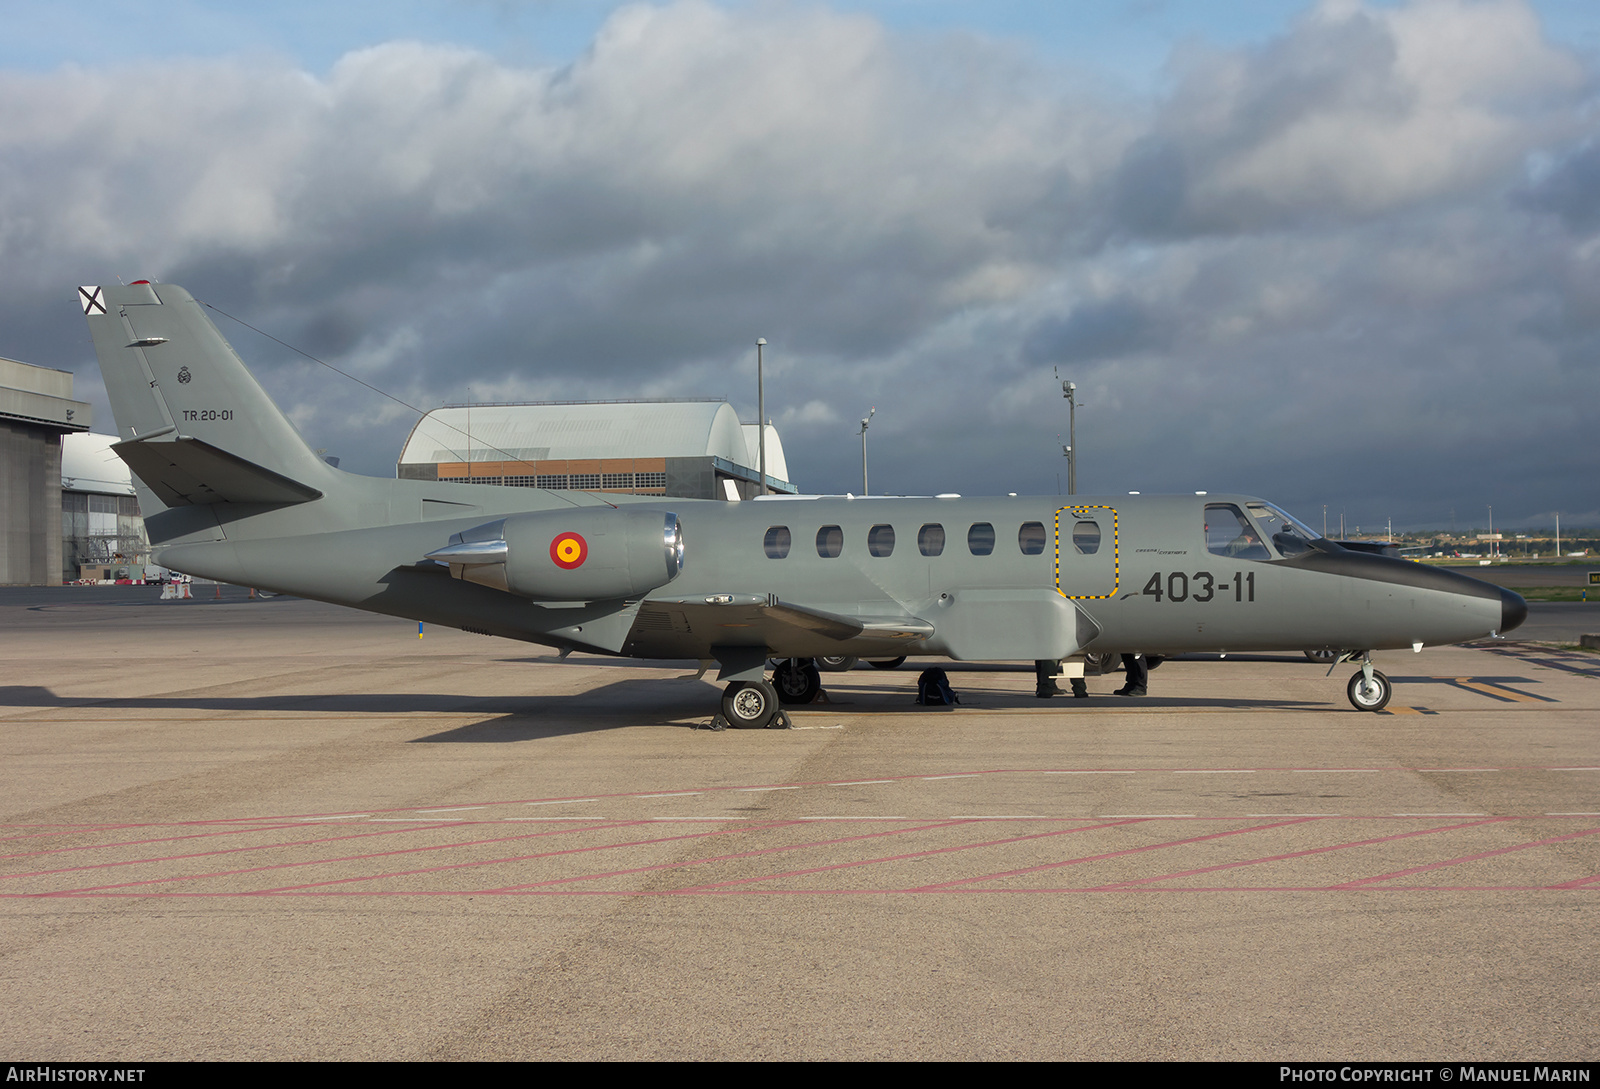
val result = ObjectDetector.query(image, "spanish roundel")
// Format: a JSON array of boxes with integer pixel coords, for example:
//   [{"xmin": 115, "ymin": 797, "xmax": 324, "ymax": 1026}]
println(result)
[{"xmin": 550, "ymin": 531, "xmax": 587, "ymax": 569}]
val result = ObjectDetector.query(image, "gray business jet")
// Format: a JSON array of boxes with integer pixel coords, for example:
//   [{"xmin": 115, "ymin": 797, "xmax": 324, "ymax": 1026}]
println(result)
[{"xmin": 80, "ymin": 282, "xmax": 1526, "ymax": 727}]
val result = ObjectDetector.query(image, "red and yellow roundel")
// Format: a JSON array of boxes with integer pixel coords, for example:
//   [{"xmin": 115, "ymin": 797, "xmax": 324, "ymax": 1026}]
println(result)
[{"xmin": 550, "ymin": 531, "xmax": 587, "ymax": 569}]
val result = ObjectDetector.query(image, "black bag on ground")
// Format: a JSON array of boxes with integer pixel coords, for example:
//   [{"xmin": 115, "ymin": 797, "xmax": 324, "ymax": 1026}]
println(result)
[{"xmin": 916, "ymin": 667, "xmax": 958, "ymax": 706}]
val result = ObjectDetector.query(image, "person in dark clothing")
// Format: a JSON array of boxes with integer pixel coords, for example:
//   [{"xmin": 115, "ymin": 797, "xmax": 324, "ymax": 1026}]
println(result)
[
  {"xmin": 1036, "ymin": 659, "xmax": 1089, "ymax": 699},
  {"xmin": 1116, "ymin": 653, "xmax": 1148, "ymax": 696}
]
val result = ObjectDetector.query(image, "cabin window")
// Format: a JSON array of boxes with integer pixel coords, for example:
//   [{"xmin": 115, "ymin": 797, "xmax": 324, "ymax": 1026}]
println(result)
[
  {"xmin": 967, "ymin": 522, "xmax": 995, "ymax": 556},
  {"xmin": 1018, "ymin": 522, "xmax": 1047, "ymax": 555},
  {"xmin": 764, "ymin": 526, "xmax": 791, "ymax": 559},
  {"xmin": 918, "ymin": 523, "xmax": 945, "ymax": 557},
  {"xmin": 816, "ymin": 525, "xmax": 844, "ymax": 558},
  {"xmin": 868, "ymin": 524, "xmax": 895, "ymax": 558},
  {"xmin": 1205, "ymin": 503, "xmax": 1270, "ymax": 561},
  {"xmin": 1072, "ymin": 521, "xmax": 1101, "ymax": 555}
]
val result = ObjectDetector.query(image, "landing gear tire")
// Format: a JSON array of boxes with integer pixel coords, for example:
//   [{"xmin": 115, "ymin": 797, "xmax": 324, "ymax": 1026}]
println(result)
[
  {"xmin": 1305, "ymin": 649, "xmax": 1339, "ymax": 664},
  {"xmin": 818, "ymin": 656, "xmax": 858, "ymax": 672},
  {"xmin": 1083, "ymin": 651, "xmax": 1118, "ymax": 675},
  {"xmin": 1145, "ymin": 655, "xmax": 1165, "ymax": 671},
  {"xmin": 1347, "ymin": 669, "xmax": 1392, "ymax": 712},
  {"xmin": 722, "ymin": 680, "xmax": 781, "ymax": 728},
  {"xmin": 772, "ymin": 659, "xmax": 822, "ymax": 705},
  {"xmin": 868, "ymin": 657, "xmax": 906, "ymax": 670}
]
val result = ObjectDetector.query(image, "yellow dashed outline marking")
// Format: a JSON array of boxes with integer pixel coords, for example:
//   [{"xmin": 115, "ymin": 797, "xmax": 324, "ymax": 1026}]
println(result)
[{"xmin": 1055, "ymin": 505, "xmax": 1119, "ymax": 600}]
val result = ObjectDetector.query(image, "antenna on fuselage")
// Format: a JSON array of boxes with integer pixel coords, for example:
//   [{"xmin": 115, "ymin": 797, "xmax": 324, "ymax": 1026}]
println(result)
[{"xmin": 859, "ymin": 406, "xmax": 875, "ymax": 496}]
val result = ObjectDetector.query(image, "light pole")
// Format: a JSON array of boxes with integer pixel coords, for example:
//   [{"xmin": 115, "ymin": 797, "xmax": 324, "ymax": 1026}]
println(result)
[
  {"xmin": 1060, "ymin": 378, "xmax": 1078, "ymax": 495},
  {"xmin": 756, "ymin": 338, "xmax": 767, "ymax": 496},
  {"xmin": 859, "ymin": 407, "xmax": 875, "ymax": 496}
]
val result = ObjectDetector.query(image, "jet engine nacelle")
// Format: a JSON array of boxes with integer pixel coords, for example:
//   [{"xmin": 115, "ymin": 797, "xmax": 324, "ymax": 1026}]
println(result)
[{"xmin": 427, "ymin": 508, "xmax": 684, "ymax": 602}]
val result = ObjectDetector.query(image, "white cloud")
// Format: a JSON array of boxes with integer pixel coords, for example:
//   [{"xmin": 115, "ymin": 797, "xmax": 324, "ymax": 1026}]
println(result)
[
  {"xmin": 1, "ymin": 0, "xmax": 1596, "ymax": 527},
  {"xmin": 1118, "ymin": 0, "xmax": 1586, "ymax": 233}
]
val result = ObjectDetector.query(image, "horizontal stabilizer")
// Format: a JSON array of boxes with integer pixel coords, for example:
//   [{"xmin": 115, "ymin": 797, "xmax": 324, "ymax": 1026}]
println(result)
[{"xmin": 112, "ymin": 435, "xmax": 324, "ymax": 507}]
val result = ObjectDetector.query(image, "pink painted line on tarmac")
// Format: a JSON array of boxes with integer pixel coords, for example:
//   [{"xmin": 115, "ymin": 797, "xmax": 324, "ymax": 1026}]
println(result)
[
  {"xmin": 0, "ymin": 818, "xmax": 302, "ymax": 845},
  {"xmin": 0, "ymin": 821, "xmax": 327, "ymax": 861},
  {"xmin": 14, "ymin": 878, "xmax": 1600, "ymax": 899},
  {"xmin": 176, "ymin": 772, "xmax": 1008, "ymax": 822},
  {"xmin": 1334, "ymin": 825, "xmax": 1600, "ymax": 888},
  {"xmin": 0, "ymin": 825, "xmax": 153, "ymax": 844},
  {"xmin": 0, "ymin": 817, "xmax": 625, "ymax": 879},
  {"xmin": 0, "ymin": 814, "xmax": 375, "ymax": 844},
  {"xmin": 36, "ymin": 819, "xmax": 660, "ymax": 897},
  {"xmin": 489, "ymin": 819, "xmax": 980, "ymax": 893},
  {"xmin": 911, "ymin": 817, "xmax": 1314, "ymax": 890},
  {"xmin": 1089, "ymin": 817, "xmax": 1508, "ymax": 889},
  {"xmin": 0, "ymin": 773, "xmax": 995, "ymax": 834},
  {"xmin": 1550, "ymin": 872, "xmax": 1600, "ymax": 889},
  {"xmin": 245, "ymin": 821, "xmax": 805, "ymax": 895},
  {"xmin": 672, "ymin": 819, "xmax": 1147, "ymax": 892},
  {"xmin": 889, "ymin": 883, "xmax": 1600, "ymax": 894}
]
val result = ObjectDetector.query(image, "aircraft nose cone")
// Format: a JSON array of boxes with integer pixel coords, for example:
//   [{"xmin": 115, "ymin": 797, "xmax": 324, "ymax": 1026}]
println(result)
[{"xmin": 1500, "ymin": 587, "xmax": 1528, "ymax": 635}]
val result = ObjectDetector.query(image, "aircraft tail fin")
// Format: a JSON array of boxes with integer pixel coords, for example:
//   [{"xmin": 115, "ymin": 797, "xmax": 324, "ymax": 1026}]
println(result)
[{"xmin": 80, "ymin": 283, "xmax": 334, "ymax": 507}]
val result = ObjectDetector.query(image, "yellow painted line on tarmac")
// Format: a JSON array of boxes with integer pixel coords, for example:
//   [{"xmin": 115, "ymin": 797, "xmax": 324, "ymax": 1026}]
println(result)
[{"xmin": 1455, "ymin": 678, "xmax": 1545, "ymax": 702}]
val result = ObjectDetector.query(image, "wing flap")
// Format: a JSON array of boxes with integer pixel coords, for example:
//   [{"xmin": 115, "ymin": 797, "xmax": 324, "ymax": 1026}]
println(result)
[{"xmin": 643, "ymin": 595, "xmax": 931, "ymax": 648}]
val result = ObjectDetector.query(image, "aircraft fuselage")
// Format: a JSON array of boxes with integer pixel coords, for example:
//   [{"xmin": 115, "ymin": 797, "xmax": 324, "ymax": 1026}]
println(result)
[{"xmin": 151, "ymin": 485, "xmax": 1521, "ymax": 665}]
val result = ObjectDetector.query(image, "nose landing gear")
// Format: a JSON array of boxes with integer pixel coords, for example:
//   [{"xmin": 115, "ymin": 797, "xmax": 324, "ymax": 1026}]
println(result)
[{"xmin": 1346, "ymin": 656, "xmax": 1392, "ymax": 712}]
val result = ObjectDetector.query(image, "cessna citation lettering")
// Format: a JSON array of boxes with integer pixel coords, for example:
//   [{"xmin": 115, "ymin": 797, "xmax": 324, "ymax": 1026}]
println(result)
[{"xmin": 80, "ymin": 283, "xmax": 1527, "ymax": 728}]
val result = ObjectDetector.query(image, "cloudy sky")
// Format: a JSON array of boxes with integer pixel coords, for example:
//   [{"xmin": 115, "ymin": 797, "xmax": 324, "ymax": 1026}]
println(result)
[{"xmin": 4, "ymin": 1, "xmax": 1597, "ymax": 531}]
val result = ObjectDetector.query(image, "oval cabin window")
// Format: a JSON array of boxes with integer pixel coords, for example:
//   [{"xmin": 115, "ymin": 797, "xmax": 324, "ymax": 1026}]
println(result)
[
  {"xmin": 868, "ymin": 524, "xmax": 895, "ymax": 558},
  {"xmin": 816, "ymin": 525, "xmax": 844, "ymax": 558},
  {"xmin": 968, "ymin": 522, "xmax": 995, "ymax": 556},
  {"xmin": 1018, "ymin": 522, "xmax": 1046, "ymax": 555},
  {"xmin": 1072, "ymin": 521, "xmax": 1101, "ymax": 555}
]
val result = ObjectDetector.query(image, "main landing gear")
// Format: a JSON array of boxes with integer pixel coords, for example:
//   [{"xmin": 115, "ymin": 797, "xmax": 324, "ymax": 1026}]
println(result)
[
  {"xmin": 772, "ymin": 658, "xmax": 823, "ymax": 705},
  {"xmin": 709, "ymin": 654, "xmax": 844, "ymax": 729},
  {"xmin": 818, "ymin": 655, "xmax": 905, "ymax": 671},
  {"xmin": 710, "ymin": 679, "xmax": 792, "ymax": 731}
]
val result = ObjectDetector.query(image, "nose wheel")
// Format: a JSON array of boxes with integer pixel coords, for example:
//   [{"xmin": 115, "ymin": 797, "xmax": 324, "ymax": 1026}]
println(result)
[{"xmin": 1346, "ymin": 665, "xmax": 1392, "ymax": 712}]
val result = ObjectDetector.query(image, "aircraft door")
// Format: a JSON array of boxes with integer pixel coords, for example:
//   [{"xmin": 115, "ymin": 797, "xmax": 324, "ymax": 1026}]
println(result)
[{"xmin": 1054, "ymin": 505, "xmax": 1119, "ymax": 601}]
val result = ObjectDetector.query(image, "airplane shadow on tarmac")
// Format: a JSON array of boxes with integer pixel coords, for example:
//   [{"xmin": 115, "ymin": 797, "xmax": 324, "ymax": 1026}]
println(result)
[
  {"xmin": 0, "ymin": 674, "xmax": 1318, "ymax": 716},
  {"xmin": 0, "ymin": 680, "xmax": 724, "ymax": 738},
  {"xmin": 0, "ymin": 676, "xmax": 1330, "ymax": 745}
]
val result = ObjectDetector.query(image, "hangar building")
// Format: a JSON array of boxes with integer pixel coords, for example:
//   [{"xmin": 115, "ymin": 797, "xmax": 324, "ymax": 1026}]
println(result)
[
  {"xmin": 395, "ymin": 400, "xmax": 796, "ymax": 499},
  {"xmin": 0, "ymin": 357, "xmax": 91, "ymax": 585},
  {"xmin": 61, "ymin": 431, "xmax": 150, "ymax": 582}
]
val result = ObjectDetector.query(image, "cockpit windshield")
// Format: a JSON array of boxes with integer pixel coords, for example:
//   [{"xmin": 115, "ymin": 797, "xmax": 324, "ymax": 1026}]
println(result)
[
  {"xmin": 1206, "ymin": 501, "xmax": 1322, "ymax": 561},
  {"xmin": 1205, "ymin": 503, "xmax": 1270, "ymax": 560},
  {"xmin": 1246, "ymin": 502, "xmax": 1321, "ymax": 557}
]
